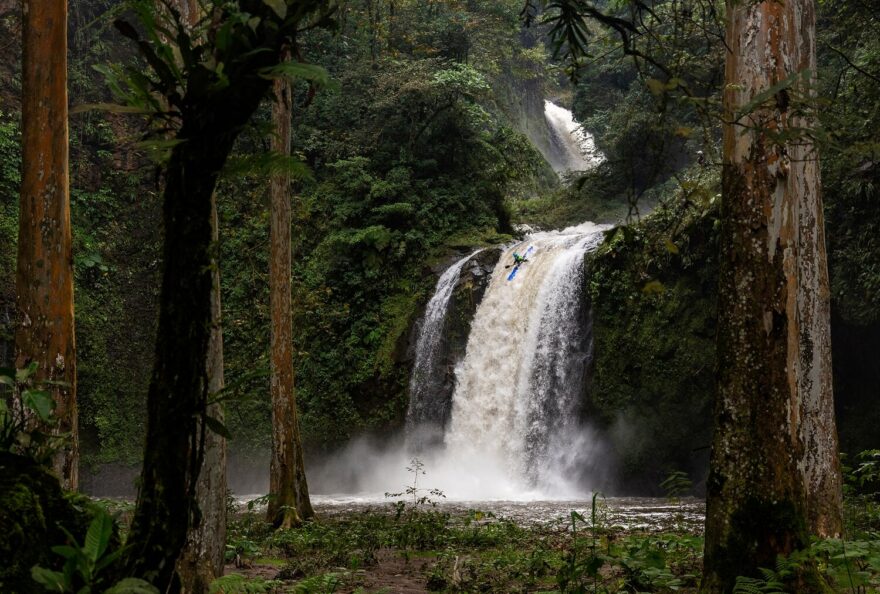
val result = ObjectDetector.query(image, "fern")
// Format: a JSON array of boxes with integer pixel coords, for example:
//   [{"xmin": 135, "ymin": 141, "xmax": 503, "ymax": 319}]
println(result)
[{"xmin": 732, "ymin": 575, "xmax": 787, "ymax": 594}]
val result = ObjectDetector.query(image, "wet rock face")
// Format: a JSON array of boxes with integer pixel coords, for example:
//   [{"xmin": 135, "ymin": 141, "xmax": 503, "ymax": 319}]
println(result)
[{"xmin": 407, "ymin": 248, "xmax": 502, "ymax": 442}]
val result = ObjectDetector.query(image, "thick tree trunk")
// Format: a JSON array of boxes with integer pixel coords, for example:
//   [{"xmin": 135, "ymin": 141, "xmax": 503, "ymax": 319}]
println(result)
[
  {"xmin": 177, "ymin": 198, "xmax": 228, "ymax": 592},
  {"xmin": 172, "ymin": 3, "xmax": 229, "ymax": 590},
  {"xmin": 267, "ymin": 73, "xmax": 314, "ymax": 529},
  {"xmin": 119, "ymin": 0, "xmax": 323, "ymax": 587},
  {"xmin": 123, "ymin": 85, "xmax": 269, "ymax": 591},
  {"xmin": 702, "ymin": 0, "xmax": 843, "ymax": 592},
  {"xmin": 17, "ymin": 0, "xmax": 78, "ymax": 490}
]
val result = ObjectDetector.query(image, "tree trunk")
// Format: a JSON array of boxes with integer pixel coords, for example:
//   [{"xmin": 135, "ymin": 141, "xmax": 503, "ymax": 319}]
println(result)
[
  {"xmin": 267, "ymin": 73, "xmax": 314, "ymax": 529},
  {"xmin": 118, "ymin": 1, "xmax": 324, "ymax": 588},
  {"xmin": 17, "ymin": 0, "xmax": 78, "ymax": 490},
  {"xmin": 702, "ymin": 0, "xmax": 843, "ymax": 591},
  {"xmin": 123, "ymin": 86, "xmax": 270, "ymax": 590},
  {"xmin": 171, "ymin": 3, "xmax": 229, "ymax": 590},
  {"xmin": 176, "ymin": 197, "xmax": 228, "ymax": 592}
]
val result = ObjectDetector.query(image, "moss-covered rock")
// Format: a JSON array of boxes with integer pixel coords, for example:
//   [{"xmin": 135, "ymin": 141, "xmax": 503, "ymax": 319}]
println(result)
[
  {"xmin": 586, "ymin": 190, "xmax": 720, "ymax": 495},
  {"xmin": 0, "ymin": 453, "xmax": 117, "ymax": 593},
  {"xmin": 586, "ymin": 173, "xmax": 880, "ymax": 494}
]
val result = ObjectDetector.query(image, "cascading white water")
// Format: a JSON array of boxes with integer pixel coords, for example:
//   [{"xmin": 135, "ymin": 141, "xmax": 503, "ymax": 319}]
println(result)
[
  {"xmin": 308, "ymin": 223, "xmax": 610, "ymax": 500},
  {"xmin": 543, "ymin": 100, "xmax": 601, "ymax": 174},
  {"xmin": 439, "ymin": 221, "xmax": 608, "ymax": 498},
  {"xmin": 406, "ymin": 250, "xmax": 482, "ymax": 444}
]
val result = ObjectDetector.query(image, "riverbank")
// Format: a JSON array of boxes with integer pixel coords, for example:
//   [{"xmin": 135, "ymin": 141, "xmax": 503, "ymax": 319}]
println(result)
[
  {"xmin": 213, "ymin": 495, "xmax": 879, "ymax": 593},
  {"xmin": 224, "ymin": 496, "xmax": 706, "ymax": 593}
]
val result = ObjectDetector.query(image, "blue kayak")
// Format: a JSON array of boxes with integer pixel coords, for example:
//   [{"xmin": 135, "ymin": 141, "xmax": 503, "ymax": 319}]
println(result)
[{"xmin": 507, "ymin": 246, "xmax": 535, "ymax": 281}]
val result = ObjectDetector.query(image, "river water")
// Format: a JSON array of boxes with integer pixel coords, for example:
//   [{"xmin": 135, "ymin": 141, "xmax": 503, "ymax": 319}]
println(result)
[{"xmin": 237, "ymin": 494, "xmax": 705, "ymax": 532}]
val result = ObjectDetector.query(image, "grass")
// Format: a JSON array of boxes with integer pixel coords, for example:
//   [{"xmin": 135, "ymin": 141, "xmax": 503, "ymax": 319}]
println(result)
[{"xmin": 217, "ymin": 493, "xmax": 880, "ymax": 594}]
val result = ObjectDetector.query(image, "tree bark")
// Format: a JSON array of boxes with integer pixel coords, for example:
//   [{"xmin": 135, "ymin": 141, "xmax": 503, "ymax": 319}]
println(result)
[
  {"xmin": 119, "ymin": 0, "xmax": 327, "ymax": 588},
  {"xmin": 123, "ymin": 84, "xmax": 271, "ymax": 592},
  {"xmin": 176, "ymin": 197, "xmax": 227, "ymax": 593},
  {"xmin": 702, "ymin": 0, "xmax": 843, "ymax": 591},
  {"xmin": 267, "ymin": 72, "xmax": 314, "ymax": 529},
  {"xmin": 171, "ymin": 3, "xmax": 229, "ymax": 590},
  {"xmin": 17, "ymin": 0, "xmax": 78, "ymax": 490}
]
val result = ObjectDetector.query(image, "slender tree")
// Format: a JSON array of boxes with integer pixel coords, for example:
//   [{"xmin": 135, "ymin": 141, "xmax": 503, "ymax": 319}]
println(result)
[
  {"xmin": 17, "ymin": 0, "xmax": 78, "ymax": 490},
  {"xmin": 267, "ymin": 66, "xmax": 314, "ymax": 529},
  {"xmin": 702, "ymin": 0, "xmax": 843, "ymax": 591},
  {"xmin": 113, "ymin": 1, "xmax": 332, "ymax": 588}
]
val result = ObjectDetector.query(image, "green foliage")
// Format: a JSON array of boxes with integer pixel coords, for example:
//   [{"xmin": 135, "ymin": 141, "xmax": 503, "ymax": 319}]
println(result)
[
  {"xmin": 661, "ymin": 471, "xmax": 693, "ymax": 501},
  {"xmin": 209, "ymin": 573, "xmax": 283, "ymax": 594},
  {"xmin": 586, "ymin": 169, "xmax": 720, "ymax": 491},
  {"xmin": 0, "ymin": 364, "xmax": 64, "ymax": 463},
  {"xmin": 31, "ymin": 509, "xmax": 149, "ymax": 594},
  {"xmin": 0, "ymin": 111, "xmax": 20, "ymax": 363},
  {"xmin": 292, "ymin": 572, "xmax": 343, "ymax": 594}
]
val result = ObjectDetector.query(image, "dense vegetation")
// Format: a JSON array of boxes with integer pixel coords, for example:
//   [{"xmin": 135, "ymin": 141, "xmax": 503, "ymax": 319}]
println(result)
[
  {"xmin": 0, "ymin": 0, "xmax": 877, "ymax": 489},
  {"xmin": 0, "ymin": 0, "xmax": 557, "ymax": 463},
  {"xmin": 1, "ymin": 0, "xmax": 879, "ymax": 590}
]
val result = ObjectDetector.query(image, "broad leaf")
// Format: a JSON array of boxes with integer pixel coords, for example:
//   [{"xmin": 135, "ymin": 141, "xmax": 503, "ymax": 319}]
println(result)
[
  {"xmin": 30, "ymin": 566, "xmax": 67, "ymax": 591},
  {"xmin": 205, "ymin": 415, "xmax": 232, "ymax": 439},
  {"xmin": 83, "ymin": 511, "xmax": 113, "ymax": 563},
  {"xmin": 262, "ymin": 0, "xmax": 287, "ymax": 19},
  {"xmin": 259, "ymin": 61, "xmax": 329, "ymax": 86},
  {"xmin": 22, "ymin": 390, "xmax": 54, "ymax": 422}
]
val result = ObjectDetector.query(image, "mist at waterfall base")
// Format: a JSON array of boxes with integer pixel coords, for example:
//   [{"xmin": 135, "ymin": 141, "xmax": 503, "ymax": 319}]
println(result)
[{"xmin": 306, "ymin": 222, "xmax": 616, "ymax": 503}]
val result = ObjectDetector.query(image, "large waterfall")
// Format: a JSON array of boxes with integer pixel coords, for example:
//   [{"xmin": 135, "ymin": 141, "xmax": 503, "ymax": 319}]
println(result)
[
  {"xmin": 398, "ymin": 222, "xmax": 608, "ymax": 499},
  {"xmin": 440, "ymin": 222, "xmax": 607, "ymax": 497},
  {"xmin": 309, "ymin": 222, "xmax": 609, "ymax": 500}
]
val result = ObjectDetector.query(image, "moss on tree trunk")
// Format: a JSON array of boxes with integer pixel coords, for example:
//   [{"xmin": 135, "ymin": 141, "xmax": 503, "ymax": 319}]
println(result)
[{"xmin": 702, "ymin": 0, "xmax": 843, "ymax": 591}]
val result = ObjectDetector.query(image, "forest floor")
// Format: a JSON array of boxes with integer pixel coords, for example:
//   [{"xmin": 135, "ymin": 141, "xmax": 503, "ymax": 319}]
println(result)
[
  {"xmin": 215, "ymin": 496, "xmax": 880, "ymax": 594},
  {"xmin": 221, "ymin": 498, "xmax": 706, "ymax": 593}
]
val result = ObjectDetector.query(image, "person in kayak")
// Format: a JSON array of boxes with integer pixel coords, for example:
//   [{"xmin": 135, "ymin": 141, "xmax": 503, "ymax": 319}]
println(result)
[{"xmin": 512, "ymin": 251, "xmax": 528, "ymax": 266}]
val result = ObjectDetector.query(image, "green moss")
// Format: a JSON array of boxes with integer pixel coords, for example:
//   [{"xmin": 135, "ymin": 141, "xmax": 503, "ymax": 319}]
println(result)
[
  {"xmin": 585, "ymin": 172, "xmax": 720, "ymax": 491},
  {"xmin": 0, "ymin": 453, "xmax": 117, "ymax": 593}
]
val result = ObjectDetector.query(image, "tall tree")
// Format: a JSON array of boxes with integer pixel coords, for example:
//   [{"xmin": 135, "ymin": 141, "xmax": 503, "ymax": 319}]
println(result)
[
  {"xmin": 16, "ymin": 0, "xmax": 78, "ymax": 490},
  {"xmin": 267, "ymin": 66, "xmax": 315, "ymax": 529},
  {"xmin": 112, "ymin": 1, "xmax": 332, "ymax": 588},
  {"xmin": 170, "ymin": 3, "xmax": 229, "ymax": 589},
  {"xmin": 702, "ymin": 0, "xmax": 843, "ymax": 591},
  {"xmin": 177, "ymin": 203, "xmax": 227, "ymax": 591}
]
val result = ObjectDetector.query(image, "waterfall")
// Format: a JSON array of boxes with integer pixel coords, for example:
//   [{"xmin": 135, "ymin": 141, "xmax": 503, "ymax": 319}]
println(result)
[
  {"xmin": 312, "ymin": 223, "xmax": 610, "ymax": 500},
  {"xmin": 543, "ymin": 100, "xmax": 601, "ymax": 174},
  {"xmin": 406, "ymin": 251, "xmax": 482, "ymax": 446},
  {"xmin": 440, "ymin": 221, "xmax": 608, "ymax": 497}
]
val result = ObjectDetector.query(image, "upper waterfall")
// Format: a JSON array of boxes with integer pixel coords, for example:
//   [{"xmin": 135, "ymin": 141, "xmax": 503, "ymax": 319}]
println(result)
[{"xmin": 543, "ymin": 100, "xmax": 601, "ymax": 175}]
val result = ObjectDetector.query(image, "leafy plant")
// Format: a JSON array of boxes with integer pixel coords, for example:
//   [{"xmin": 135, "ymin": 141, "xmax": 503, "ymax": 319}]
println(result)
[
  {"xmin": 292, "ymin": 572, "xmax": 345, "ymax": 594},
  {"xmin": 31, "ymin": 508, "xmax": 155, "ymax": 593},
  {"xmin": 0, "ymin": 363, "xmax": 65, "ymax": 463},
  {"xmin": 385, "ymin": 458, "xmax": 445, "ymax": 508},
  {"xmin": 556, "ymin": 494, "xmax": 605, "ymax": 593},
  {"xmin": 384, "ymin": 458, "xmax": 450, "ymax": 556}
]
